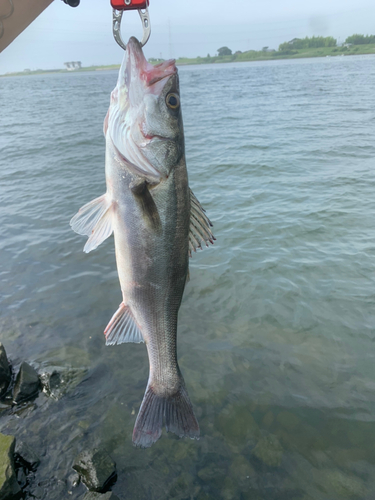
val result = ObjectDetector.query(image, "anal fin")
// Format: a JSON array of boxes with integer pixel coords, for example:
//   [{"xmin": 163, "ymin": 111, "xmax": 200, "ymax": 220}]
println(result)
[{"xmin": 104, "ymin": 302, "xmax": 144, "ymax": 345}]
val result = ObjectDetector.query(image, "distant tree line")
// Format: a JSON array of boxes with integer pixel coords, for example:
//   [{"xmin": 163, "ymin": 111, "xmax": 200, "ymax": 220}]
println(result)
[
  {"xmin": 210, "ymin": 33, "xmax": 375, "ymax": 63},
  {"xmin": 345, "ymin": 34, "xmax": 375, "ymax": 45},
  {"xmin": 279, "ymin": 36, "xmax": 337, "ymax": 51}
]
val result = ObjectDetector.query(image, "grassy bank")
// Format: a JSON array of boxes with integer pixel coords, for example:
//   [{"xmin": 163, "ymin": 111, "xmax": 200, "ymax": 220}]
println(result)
[
  {"xmin": 0, "ymin": 64, "xmax": 121, "ymax": 77},
  {"xmin": 2, "ymin": 44, "xmax": 375, "ymax": 77},
  {"xmin": 176, "ymin": 43, "xmax": 375, "ymax": 65}
]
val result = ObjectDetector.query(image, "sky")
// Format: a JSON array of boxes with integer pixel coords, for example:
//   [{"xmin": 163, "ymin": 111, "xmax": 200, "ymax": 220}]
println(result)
[{"xmin": 1, "ymin": 0, "xmax": 375, "ymax": 74}]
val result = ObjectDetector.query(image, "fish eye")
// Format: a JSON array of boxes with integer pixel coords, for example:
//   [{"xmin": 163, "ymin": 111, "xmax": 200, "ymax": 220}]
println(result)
[{"xmin": 166, "ymin": 93, "xmax": 180, "ymax": 110}]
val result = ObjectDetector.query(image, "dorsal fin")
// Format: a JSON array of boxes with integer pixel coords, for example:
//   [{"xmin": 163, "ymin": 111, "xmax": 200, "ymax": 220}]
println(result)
[{"xmin": 189, "ymin": 189, "xmax": 215, "ymax": 257}]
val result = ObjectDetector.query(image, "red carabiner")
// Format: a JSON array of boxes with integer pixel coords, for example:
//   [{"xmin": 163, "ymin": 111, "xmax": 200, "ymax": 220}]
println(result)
[{"xmin": 111, "ymin": 0, "xmax": 149, "ymax": 10}]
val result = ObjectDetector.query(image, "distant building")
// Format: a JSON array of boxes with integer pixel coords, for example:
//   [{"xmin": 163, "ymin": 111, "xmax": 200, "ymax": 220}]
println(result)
[
  {"xmin": 64, "ymin": 61, "xmax": 82, "ymax": 71},
  {"xmin": 288, "ymin": 38, "xmax": 301, "ymax": 45},
  {"xmin": 343, "ymin": 43, "xmax": 353, "ymax": 48}
]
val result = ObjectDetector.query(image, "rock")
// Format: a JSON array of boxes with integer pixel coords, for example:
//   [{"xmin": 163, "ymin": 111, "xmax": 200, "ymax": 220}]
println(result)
[
  {"xmin": 14, "ymin": 440, "xmax": 40, "ymax": 470},
  {"xmin": 229, "ymin": 454, "xmax": 257, "ymax": 481},
  {"xmin": 13, "ymin": 362, "xmax": 40, "ymax": 404},
  {"xmin": 229, "ymin": 454, "xmax": 257, "ymax": 494},
  {"xmin": 314, "ymin": 469, "xmax": 367, "ymax": 498},
  {"xmin": 73, "ymin": 449, "xmax": 117, "ymax": 492},
  {"xmin": 0, "ymin": 344, "xmax": 11, "ymax": 397},
  {"xmin": 67, "ymin": 471, "xmax": 80, "ymax": 489},
  {"xmin": 168, "ymin": 471, "xmax": 200, "ymax": 498},
  {"xmin": 40, "ymin": 366, "xmax": 87, "ymax": 400},
  {"xmin": 0, "ymin": 433, "xmax": 21, "ymax": 499},
  {"xmin": 83, "ymin": 492, "xmax": 120, "ymax": 500},
  {"xmin": 262, "ymin": 411, "xmax": 274, "ymax": 428},
  {"xmin": 196, "ymin": 494, "xmax": 217, "ymax": 500},
  {"xmin": 41, "ymin": 370, "xmax": 61, "ymax": 394},
  {"xmin": 0, "ymin": 401, "xmax": 12, "ymax": 413},
  {"xmin": 215, "ymin": 404, "xmax": 260, "ymax": 448},
  {"xmin": 28, "ymin": 484, "xmax": 43, "ymax": 498},
  {"xmin": 197, "ymin": 463, "xmax": 226, "ymax": 482},
  {"xmin": 16, "ymin": 468, "xmax": 27, "ymax": 489},
  {"xmin": 252, "ymin": 431, "xmax": 283, "ymax": 467},
  {"xmin": 276, "ymin": 410, "xmax": 301, "ymax": 430}
]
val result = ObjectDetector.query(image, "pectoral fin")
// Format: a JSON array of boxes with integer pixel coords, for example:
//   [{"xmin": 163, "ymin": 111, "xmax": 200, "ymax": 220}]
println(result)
[
  {"xmin": 131, "ymin": 181, "xmax": 162, "ymax": 233},
  {"xmin": 189, "ymin": 189, "xmax": 215, "ymax": 256},
  {"xmin": 70, "ymin": 194, "xmax": 114, "ymax": 253}
]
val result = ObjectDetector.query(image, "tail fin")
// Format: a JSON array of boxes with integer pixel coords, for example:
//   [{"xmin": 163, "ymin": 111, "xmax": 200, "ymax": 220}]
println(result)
[{"xmin": 132, "ymin": 382, "xmax": 199, "ymax": 448}]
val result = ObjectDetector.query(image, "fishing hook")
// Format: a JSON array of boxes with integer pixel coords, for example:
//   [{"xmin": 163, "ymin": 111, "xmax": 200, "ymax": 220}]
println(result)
[{"xmin": 112, "ymin": 5, "xmax": 151, "ymax": 51}]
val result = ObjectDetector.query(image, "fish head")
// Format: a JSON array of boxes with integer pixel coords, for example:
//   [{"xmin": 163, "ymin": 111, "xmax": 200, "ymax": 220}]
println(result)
[{"xmin": 107, "ymin": 37, "xmax": 184, "ymax": 181}]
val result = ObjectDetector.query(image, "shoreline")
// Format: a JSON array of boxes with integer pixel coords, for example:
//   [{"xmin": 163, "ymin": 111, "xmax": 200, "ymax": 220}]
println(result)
[{"xmin": 2, "ymin": 44, "xmax": 375, "ymax": 77}]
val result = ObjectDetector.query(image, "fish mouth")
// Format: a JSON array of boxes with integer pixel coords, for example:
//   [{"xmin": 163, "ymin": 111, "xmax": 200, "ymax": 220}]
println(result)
[
  {"xmin": 140, "ymin": 124, "xmax": 172, "ymax": 143},
  {"xmin": 126, "ymin": 36, "xmax": 177, "ymax": 89}
]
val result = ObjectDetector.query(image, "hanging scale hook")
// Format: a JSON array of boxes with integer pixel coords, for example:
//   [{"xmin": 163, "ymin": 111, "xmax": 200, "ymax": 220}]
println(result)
[{"xmin": 112, "ymin": 0, "xmax": 151, "ymax": 51}]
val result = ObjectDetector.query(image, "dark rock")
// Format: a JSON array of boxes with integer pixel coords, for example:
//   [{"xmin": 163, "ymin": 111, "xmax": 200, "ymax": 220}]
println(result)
[
  {"xmin": 0, "ymin": 433, "xmax": 21, "ymax": 499},
  {"xmin": 13, "ymin": 362, "xmax": 40, "ymax": 404},
  {"xmin": 83, "ymin": 492, "xmax": 120, "ymax": 500},
  {"xmin": 28, "ymin": 484, "xmax": 43, "ymax": 498},
  {"xmin": 67, "ymin": 471, "xmax": 80, "ymax": 489},
  {"xmin": 0, "ymin": 401, "xmax": 11, "ymax": 415},
  {"xmin": 0, "ymin": 344, "xmax": 11, "ymax": 397},
  {"xmin": 73, "ymin": 449, "xmax": 117, "ymax": 492},
  {"xmin": 16, "ymin": 467, "xmax": 27, "ymax": 489},
  {"xmin": 15, "ymin": 440, "xmax": 40, "ymax": 470},
  {"xmin": 39, "ymin": 369, "xmax": 61, "ymax": 399},
  {"xmin": 39, "ymin": 366, "xmax": 87, "ymax": 401},
  {"xmin": 44, "ymin": 370, "xmax": 61, "ymax": 392}
]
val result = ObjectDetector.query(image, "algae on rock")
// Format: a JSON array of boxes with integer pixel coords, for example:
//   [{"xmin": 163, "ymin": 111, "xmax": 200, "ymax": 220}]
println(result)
[
  {"xmin": 215, "ymin": 404, "xmax": 260, "ymax": 448},
  {"xmin": 83, "ymin": 492, "xmax": 120, "ymax": 500},
  {"xmin": 313, "ymin": 469, "xmax": 366, "ymax": 498},
  {"xmin": 252, "ymin": 431, "xmax": 283, "ymax": 467},
  {"xmin": 73, "ymin": 448, "xmax": 117, "ymax": 493},
  {"xmin": 0, "ymin": 433, "xmax": 21, "ymax": 499}
]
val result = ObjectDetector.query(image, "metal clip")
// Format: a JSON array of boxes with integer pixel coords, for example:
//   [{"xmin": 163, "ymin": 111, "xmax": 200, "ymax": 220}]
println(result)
[{"xmin": 112, "ymin": 5, "xmax": 151, "ymax": 51}]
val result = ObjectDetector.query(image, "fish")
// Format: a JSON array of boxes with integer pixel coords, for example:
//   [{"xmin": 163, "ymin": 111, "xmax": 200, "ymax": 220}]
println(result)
[{"xmin": 70, "ymin": 37, "xmax": 214, "ymax": 448}]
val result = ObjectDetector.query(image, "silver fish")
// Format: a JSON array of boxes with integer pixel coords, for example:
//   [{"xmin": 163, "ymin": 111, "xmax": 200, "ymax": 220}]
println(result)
[{"xmin": 70, "ymin": 37, "xmax": 214, "ymax": 448}]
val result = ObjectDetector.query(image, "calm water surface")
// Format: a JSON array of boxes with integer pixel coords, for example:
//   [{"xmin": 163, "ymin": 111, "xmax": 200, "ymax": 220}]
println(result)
[{"xmin": 1, "ymin": 55, "xmax": 375, "ymax": 499}]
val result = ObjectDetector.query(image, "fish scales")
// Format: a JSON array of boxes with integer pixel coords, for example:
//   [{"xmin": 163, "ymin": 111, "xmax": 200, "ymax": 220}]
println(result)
[{"xmin": 70, "ymin": 37, "xmax": 214, "ymax": 447}]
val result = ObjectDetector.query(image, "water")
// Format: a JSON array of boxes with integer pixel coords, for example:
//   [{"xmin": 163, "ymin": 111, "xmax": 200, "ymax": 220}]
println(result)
[{"xmin": 1, "ymin": 55, "xmax": 375, "ymax": 499}]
